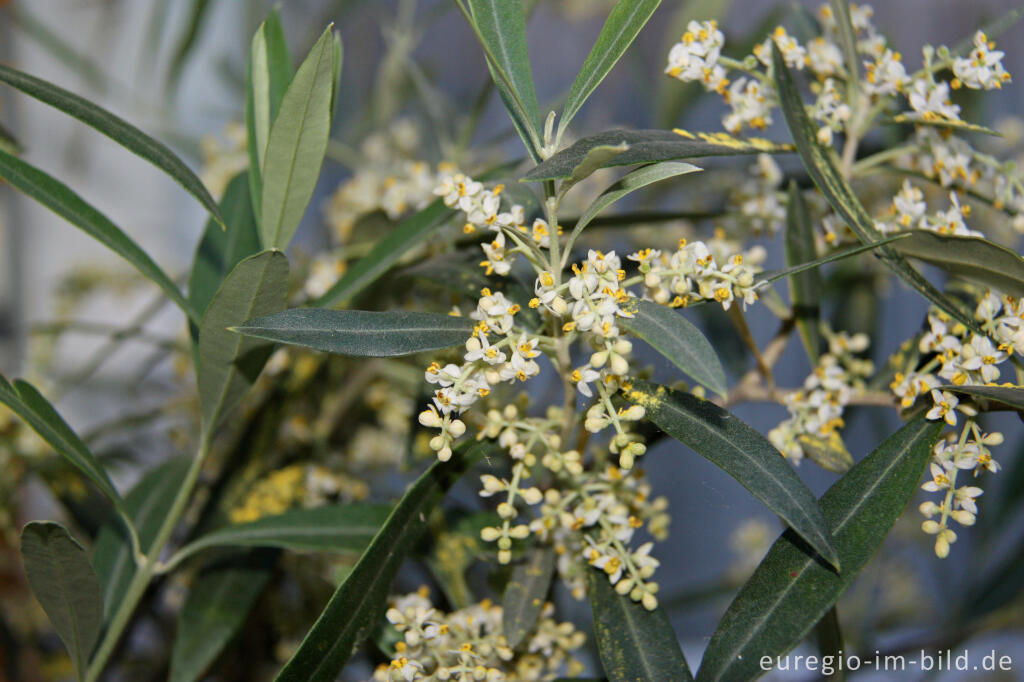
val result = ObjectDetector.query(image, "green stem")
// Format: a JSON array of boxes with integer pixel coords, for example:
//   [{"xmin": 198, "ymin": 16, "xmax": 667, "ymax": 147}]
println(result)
[{"xmin": 84, "ymin": 435, "xmax": 212, "ymax": 682}]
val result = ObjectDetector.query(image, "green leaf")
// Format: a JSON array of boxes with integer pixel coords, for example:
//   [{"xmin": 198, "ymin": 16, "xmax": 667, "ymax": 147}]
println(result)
[
  {"xmin": 275, "ymin": 443, "xmax": 490, "ymax": 681},
  {"xmin": 0, "ymin": 148, "xmax": 200, "ymax": 323},
  {"xmin": 620, "ymin": 300, "xmax": 727, "ymax": 398},
  {"xmin": 0, "ymin": 63, "xmax": 222, "ymax": 225},
  {"xmin": 198, "ymin": 250, "xmax": 289, "ymax": 434},
  {"xmin": 466, "ymin": 0, "xmax": 542, "ymax": 155},
  {"xmin": 560, "ymin": 143, "xmax": 630, "ymax": 194},
  {"xmin": 770, "ymin": 43, "xmax": 981, "ymax": 335},
  {"xmin": 168, "ymin": 504, "xmax": 391, "ymax": 569},
  {"xmin": 888, "ymin": 114, "xmax": 1000, "ymax": 136},
  {"xmin": 0, "ymin": 375, "xmax": 122, "ymax": 508},
  {"xmin": 758, "ymin": 233, "xmax": 910, "ymax": 285},
  {"xmin": 827, "ymin": 0, "xmax": 859, "ymax": 98},
  {"xmin": 525, "ymin": 129, "xmax": 791, "ymax": 182},
  {"xmin": 234, "ymin": 309, "xmax": 475, "ymax": 357},
  {"xmin": 696, "ymin": 418, "xmax": 942, "ymax": 682},
  {"xmin": 0, "ymin": 120, "xmax": 22, "ymax": 155},
  {"xmin": 92, "ymin": 457, "xmax": 190, "ymax": 618},
  {"xmin": 502, "ymin": 545, "xmax": 556, "ymax": 648},
  {"xmin": 586, "ymin": 568, "xmax": 695, "ymax": 682},
  {"xmin": 559, "ymin": 0, "xmax": 662, "ymax": 136},
  {"xmin": 21, "ymin": 521, "xmax": 104, "ymax": 680},
  {"xmin": 260, "ymin": 26, "xmax": 337, "ymax": 250},
  {"xmin": 951, "ymin": 5, "xmax": 1024, "ymax": 57},
  {"xmin": 888, "ymin": 229, "xmax": 1024, "ymax": 298},
  {"xmin": 166, "ymin": 0, "xmax": 215, "ymax": 92},
  {"xmin": 625, "ymin": 381, "xmax": 839, "ymax": 569},
  {"xmin": 563, "ymin": 161, "xmax": 702, "ymax": 256},
  {"xmin": 249, "ymin": 9, "xmax": 293, "ymax": 175},
  {"xmin": 785, "ymin": 182, "xmax": 822, "ymax": 365},
  {"xmin": 938, "ymin": 384, "xmax": 1024, "ymax": 414},
  {"xmin": 169, "ymin": 549, "xmax": 277, "ymax": 682},
  {"xmin": 313, "ymin": 198, "xmax": 450, "ymax": 307},
  {"xmin": 188, "ymin": 172, "xmax": 261, "ymax": 337}
]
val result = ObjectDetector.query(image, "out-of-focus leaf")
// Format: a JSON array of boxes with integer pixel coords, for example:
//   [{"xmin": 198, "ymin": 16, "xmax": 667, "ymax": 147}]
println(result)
[
  {"xmin": 198, "ymin": 250, "xmax": 289, "ymax": 433},
  {"xmin": 696, "ymin": 418, "xmax": 941, "ymax": 682},
  {"xmin": 0, "ymin": 63, "xmax": 222, "ymax": 225},
  {"xmin": 21, "ymin": 522, "xmax": 103, "ymax": 680},
  {"xmin": 785, "ymin": 182, "xmax": 821, "ymax": 364},
  {"xmin": 889, "ymin": 229, "xmax": 1024, "ymax": 298},
  {"xmin": 465, "ymin": 0, "xmax": 542, "ymax": 157},
  {"xmin": 502, "ymin": 546, "xmax": 555, "ymax": 648},
  {"xmin": 166, "ymin": 0, "xmax": 215, "ymax": 92},
  {"xmin": 759, "ymin": 233, "xmax": 909, "ymax": 285},
  {"xmin": 771, "ymin": 43, "xmax": 981, "ymax": 335},
  {"xmin": 888, "ymin": 114, "xmax": 999, "ymax": 136},
  {"xmin": 249, "ymin": 9, "xmax": 293, "ymax": 174},
  {"xmin": 0, "ymin": 149, "xmax": 200, "ymax": 323},
  {"xmin": 560, "ymin": 143, "xmax": 629, "ymax": 194},
  {"xmin": 559, "ymin": 0, "xmax": 662, "ymax": 136},
  {"xmin": 563, "ymin": 161, "xmax": 702, "ymax": 255},
  {"xmin": 168, "ymin": 549, "xmax": 277, "ymax": 682},
  {"xmin": 0, "ymin": 375, "xmax": 122, "ymax": 508},
  {"xmin": 525, "ymin": 129, "xmax": 791, "ymax": 182},
  {"xmin": 260, "ymin": 27, "xmax": 336, "ymax": 249},
  {"xmin": 625, "ymin": 381, "xmax": 839, "ymax": 568},
  {"xmin": 274, "ymin": 443, "xmax": 491, "ymax": 682},
  {"xmin": 828, "ymin": 0, "xmax": 859, "ymax": 96},
  {"xmin": 620, "ymin": 299, "xmax": 727, "ymax": 397},
  {"xmin": 234, "ymin": 309, "xmax": 474, "ymax": 357},
  {"xmin": 92, "ymin": 457, "xmax": 190, "ymax": 618},
  {"xmin": 0, "ymin": 121, "xmax": 22, "ymax": 155},
  {"xmin": 188, "ymin": 172, "xmax": 261, "ymax": 342},
  {"xmin": 169, "ymin": 504, "xmax": 391, "ymax": 568},
  {"xmin": 951, "ymin": 5, "xmax": 1024, "ymax": 57},
  {"xmin": 587, "ymin": 568, "xmax": 694, "ymax": 682}
]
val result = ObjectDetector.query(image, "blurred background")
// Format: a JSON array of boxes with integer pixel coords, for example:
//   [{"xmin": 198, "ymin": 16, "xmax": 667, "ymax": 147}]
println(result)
[{"xmin": 2, "ymin": 1, "xmax": 1024, "ymax": 680}]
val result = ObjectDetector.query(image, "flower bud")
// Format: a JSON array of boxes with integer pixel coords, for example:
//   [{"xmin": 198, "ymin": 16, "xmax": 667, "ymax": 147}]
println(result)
[
  {"xmin": 480, "ymin": 526, "xmax": 501, "ymax": 542},
  {"xmin": 448, "ymin": 419, "xmax": 466, "ymax": 437},
  {"xmin": 497, "ymin": 502, "xmax": 516, "ymax": 519},
  {"xmin": 610, "ymin": 353, "xmax": 629, "ymax": 376},
  {"xmin": 590, "ymin": 350, "xmax": 609, "ymax": 368},
  {"xmin": 521, "ymin": 487, "xmax": 543, "ymax": 504},
  {"xmin": 509, "ymin": 524, "xmax": 530, "ymax": 539},
  {"xmin": 419, "ymin": 409, "xmax": 441, "ymax": 427}
]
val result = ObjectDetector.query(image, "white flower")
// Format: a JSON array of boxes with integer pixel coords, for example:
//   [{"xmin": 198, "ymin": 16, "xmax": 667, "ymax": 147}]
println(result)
[
  {"xmin": 665, "ymin": 20, "xmax": 728, "ymax": 93},
  {"xmin": 907, "ymin": 78, "xmax": 961, "ymax": 121},
  {"xmin": 722, "ymin": 77, "xmax": 776, "ymax": 133},
  {"xmin": 753, "ymin": 27, "xmax": 806, "ymax": 70},
  {"xmin": 953, "ymin": 31, "xmax": 1010, "ymax": 90},
  {"xmin": 864, "ymin": 49, "xmax": 908, "ymax": 96},
  {"xmin": 891, "ymin": 180, "xmax": 926, "ymax": 229},
  {"xmin": 572, "ymin": 366, "xmax": 601, "ymax": 398},
  {"xmin": 926, "ymin": 389, "xmax": 960, "ymax": 426},
  {"xmin": 807, "ymin": 36, "xmax": 843, "ymax": 76}
]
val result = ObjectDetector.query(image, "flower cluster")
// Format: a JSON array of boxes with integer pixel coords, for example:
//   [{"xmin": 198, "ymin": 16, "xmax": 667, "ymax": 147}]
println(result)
[
  {"xmin": 199, "ymin": 122, "xmax": 249, "ymax": 198},
  {"xmin": 325, "ymin": 120, "xmax": 440, "ymax": 243},
  {"xmin": 629, "ymin": 232, "xmax": 764, "ymax": 311},
  {"xmin": 375, "ymin": 589, "xmax": 585, "ymax": 681},
  {"xmin": 665, "ymin": 20, "xmax": 728, "ymax": 94},
  {"xmin": 229, "ymin": 463, "xmax": 368, "ymax": 523},
  {"xmin": 769, "ymin": 328, "xmax": 873, "ymax": 466}
]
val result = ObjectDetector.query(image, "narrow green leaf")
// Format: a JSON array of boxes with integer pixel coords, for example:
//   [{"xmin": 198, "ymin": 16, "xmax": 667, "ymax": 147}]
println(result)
[
  {"xmin": 188, "ymin": 172, "xmax": 261, "ymax": 336},
  {"xmin": 785, "ymin": 182, "xmax": 822, "ymax": 365},
  {"xmin": 169, "ymin": 504, "xmax": 391, "ymax": 568},
  {"xmin": 0, "ymin": 375, "xmax": 121, "ymax": 508},
  {"xmin": 249, "ymin": 9, "xmax": 294, "ymax": 174},
  {"xmin": 758, "ymin": 233, "xmax": 910, "ymax": 285},
  {"xmin": 21, "ymin": 521, "xmax": 104, "ymax": 680},
  {"xmin": 502, "ymin": 545, "xmax": 556, "ymax": 648},
  {"xmin": 313, "ymin": 198, "xmax": 449, "ymax": 307},
  {"xmin": 620, "ymin": 299, "xmax": 727, "ymax": 398},
  {"xmin": 198, "ymin": 250, "xmax": 289, "ymax": 434},
  {"xmin": 0, "ymin": 63, "xmax": 222, "ymax": 225},
  {"xmin": 939, "ymin": 384, "xmax": 1024, "ymax": 414},
  {"xmin": 696, "ymin": 418, "xmax": 942, "ymax": 682},
  {"xmin": 564, "ymin": 161, "xmax": 702, "ymax": 254},
  {"xmin": 169, "ymin": 549, "xmax": 276, "ymax": 682},
  {"xmin": 92, "ymin": 457, "xmax": 190, "ymax": 618},
  {"xmin": 274, "ymin": 442, "xmax": 491, "ymax": 682},
  {"xmin": 0, "ymin": 148, "xmax": 200, "ymax": 323},
  {"xmin": 260, "ymin": 26, "xmax": 336, "ymax": 249},
  {"xmin": 888, "ymin": 229, "xmax": 1024, "ymax": 298},
  {"xmin": 560, "ymin": 0, "xmax": 662, "ymax": 136},
  {"xmin": 828, "ymin": 0, "xmax": 859, "ymax": 99},
  {"xmin": 561, "ymin": 143, "xmax": 629, "ymax": 194},
  {"xmin": 234, "ymin": 309, "xmax": 474, "ymax": 357},
  {"xmin": 166, "ymin": 0, "xmax": 215, "ymax": 93},
  {"xmin": 466, "ymin": 0, "xmax": 541, "ymax": 143},
  {"xmin": 770, "ymin": 42, "xmax": 981, "ymax": 335},
  {"xmin": 0, "ymin": 120, "xmax": 22, "ymax": 155},
  {"xmin": 888, "ymin": 114, "xmax": 1000, "ymax": 136},
  {"xmin": 586, "ymin": 568, "xmax": 694, "ymax": 682},
  {"xmin": 525, "ymin": 129, "xmax": 791, "ymax": 182},
  {"xmin": 625, "ymin": 381, "xmax": 839, "ymax": 569}
]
